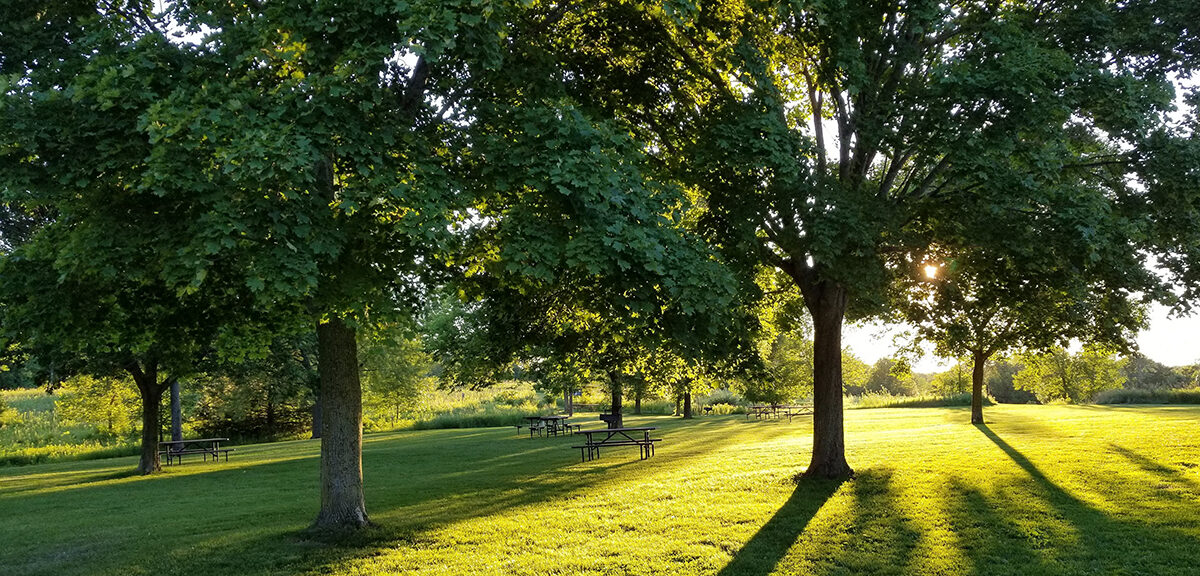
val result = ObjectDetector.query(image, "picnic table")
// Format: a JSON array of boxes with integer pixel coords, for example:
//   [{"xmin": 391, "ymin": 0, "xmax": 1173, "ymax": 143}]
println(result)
[
  {"xmin": 747, "ymin": 404, "xmax": 812, "ymax": 422},
  {"xmin": 521, "ymin": 415, "xmax": 577, "ymax": 438},
  {"xmin": 158, "ymin": 437, "xmax": 233, "ymax": 465},
  {"xmin": 571, "ymin": 427, "xmax": 660, "ymax": 462}
]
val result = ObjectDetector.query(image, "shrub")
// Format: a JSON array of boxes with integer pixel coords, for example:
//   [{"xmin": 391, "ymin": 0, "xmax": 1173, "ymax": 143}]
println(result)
[
  {"xmin": 705, "ymin": 403, "xmax": 745, "ymax": 415},
  {"xmin": 634, "ymin": 399, "xmax": 675, "ymax": 415},
  {"xmin": 1095, "ymin": 387, "xmax": 1200, "ymax": 404},
  {"xmin": 699, "ymin": 388, "xmax": 746, "ymax": 407}
]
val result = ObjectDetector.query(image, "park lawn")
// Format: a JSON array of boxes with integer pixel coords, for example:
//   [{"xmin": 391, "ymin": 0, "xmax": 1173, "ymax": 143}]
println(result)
[{"xmin": 3, "ymin": 405, "xmax": 1200, "ymax": 576}]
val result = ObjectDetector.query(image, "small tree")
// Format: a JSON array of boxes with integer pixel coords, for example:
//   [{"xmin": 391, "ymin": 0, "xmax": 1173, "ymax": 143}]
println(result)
[
  {"xmin": 1014, "ymin": 347, "xmax": 1127, "ymax": 403},
  {"xmin": 55, "ymin": 375, "xmax": 140, "ymax": 436},
  {"xmin": 931, "ymin": 361, "xmax": 972, "ymax": 397},
  {"xmin": 361, "ymin": 327, "xmax": 432, "ymax": 428}
]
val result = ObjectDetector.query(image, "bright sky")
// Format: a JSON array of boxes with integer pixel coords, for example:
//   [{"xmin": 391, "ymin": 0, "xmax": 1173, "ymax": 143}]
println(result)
[{"xmin": 844, "ymin": 304, "xmax": 1200, "ymax": 373}]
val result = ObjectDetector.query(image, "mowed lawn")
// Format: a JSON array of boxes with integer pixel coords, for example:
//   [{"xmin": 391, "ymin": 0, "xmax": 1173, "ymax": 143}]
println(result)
[{"xmin": 3, "ymin": 405, "xmax": 1200, "ymax": 576}]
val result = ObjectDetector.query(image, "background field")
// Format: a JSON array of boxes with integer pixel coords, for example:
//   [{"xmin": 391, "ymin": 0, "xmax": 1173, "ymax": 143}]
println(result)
[{"xmin": 3, "ymin": 405, "xmax": 1199, "ymax": 576}]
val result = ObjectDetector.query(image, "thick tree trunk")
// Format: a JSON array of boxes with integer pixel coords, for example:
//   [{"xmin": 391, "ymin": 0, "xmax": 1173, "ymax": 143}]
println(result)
[
  {"xmin": 683, "ymin": 390, "xmax": 693, "ymax": 419},
  {"xmin": 129, "ymin": 365, "xmax": 165, "ymax": 476},
  {"xmin": 802, "ymin": 283, "xmax": 853, "ymax": 479},
  {"xmin": 608, "ymin": 372, "xmax": 623, "ymax": 429},
  {"xmin": 635, "ymin": 392, "xmax": 642, "ymax": 415},
  {"xmin": 564, "ymin": 387, "xmax": 573, "ymax": 416},
  {"xmin": 169, "ymin": 378, "xmax": 182, "ymax": 443},
  {"xmin": 971, "ymin": 350, "xmax": 989, "ymax": 424},
  {"xmin": 312, "ymin": 316, "xmax": 368, "ymax": 531}
]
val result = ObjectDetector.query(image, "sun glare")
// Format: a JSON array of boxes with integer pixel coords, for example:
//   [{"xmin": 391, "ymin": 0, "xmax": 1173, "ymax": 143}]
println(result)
[{"xmin": 924, "ymin": 264, "xmax": 939, "ymax": 279}]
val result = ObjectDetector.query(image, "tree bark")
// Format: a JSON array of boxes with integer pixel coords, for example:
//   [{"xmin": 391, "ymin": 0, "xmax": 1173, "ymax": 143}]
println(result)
[
  {"xmin": 169, "ymin": 377, "xmax": 182, "ymax": 443},
  {"xmin": 608, "ymin": 371, "xmax": 623, "ymax": 429},
  {"xmin": 312, "ymin": 316, "xmax": 369, "ymax": 531},
  {"xmin": 564, "ymin": 386, "xmax": 573, "ymax": 416},
  {"xmin": 801, "ymin": 283, "xmax": 853, "ymax": 479},
  {"xmin": 683, "ymin": 390, "xmax": 693, "ymax": 419},
  {"xmin": 971, "ymin": 350, "xmax": 989, "ymax": 424},
  {"xmin": 129, "ymin": 363, "xmax": 165, "ymax": 475},
  {"xmin": 634, "ymin": 391, "xmax": 642, "ymax": 415}
]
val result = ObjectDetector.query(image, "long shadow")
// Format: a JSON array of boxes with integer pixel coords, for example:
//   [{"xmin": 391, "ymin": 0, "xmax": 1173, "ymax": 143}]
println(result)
[
  {"xmin": 1108, "ymin": 444, "xmax": 1200, "ymax": 491},
  {"xmin": 943, "ymin": 478, "xmax": 1056, "ymax": 576},
  {"xmin": 714, "ymin": 476, "xmax": 844, "ymax": 576},
  {"xmin": 972, "ymin": 424, "xmax": 1200, "ymax": 575}
]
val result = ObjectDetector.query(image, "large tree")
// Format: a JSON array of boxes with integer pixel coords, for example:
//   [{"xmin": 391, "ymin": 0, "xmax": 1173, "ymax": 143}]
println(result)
[
  {"xmin": 1, "ymin": 0, "xmax": 509, "ymax": 526},
  {"xmin": 524, "ymin": 0, "xmax": 1200, "ymax": 478}
]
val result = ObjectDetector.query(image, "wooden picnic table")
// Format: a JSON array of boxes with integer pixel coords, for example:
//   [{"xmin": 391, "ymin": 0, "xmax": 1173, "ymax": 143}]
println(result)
[
  {"xmin": 522, "ymin": 415, "xmax": 575, "ymax": 438},
  {"xmin": 571, "ymin": 427, "xmax": 660, "ymax": 462},
  {"xmin": 747, "ymin": 404, "xmax": 812, "ymax": 422},
  {"xmin": 158, "ymin": 437, "xmax": 233, "ymax": 465}
]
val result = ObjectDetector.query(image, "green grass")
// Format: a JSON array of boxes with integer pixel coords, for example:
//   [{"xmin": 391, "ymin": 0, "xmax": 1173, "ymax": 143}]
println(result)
[{"xmin": 3, "ymin": 405, "xmax": 1200, "ymax": 575}]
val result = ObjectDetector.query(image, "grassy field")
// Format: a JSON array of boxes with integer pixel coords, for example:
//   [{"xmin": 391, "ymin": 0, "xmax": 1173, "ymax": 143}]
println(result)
[{"xmin": 3, "ymin": 405, "xmax": 1199, "ymax": 575}]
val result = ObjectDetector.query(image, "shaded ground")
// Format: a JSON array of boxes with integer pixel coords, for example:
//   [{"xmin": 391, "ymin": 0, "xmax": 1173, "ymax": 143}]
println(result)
[{"xmin": 2, "ymin": 405, "xmax": 1199, "ymax": 575}]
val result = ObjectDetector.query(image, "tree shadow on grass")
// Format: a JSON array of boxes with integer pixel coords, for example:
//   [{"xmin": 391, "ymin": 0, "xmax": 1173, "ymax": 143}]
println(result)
[
  {"xmin": 714, "ymin": 476, "xmax": 845, "ymax": 576},
  {"xmin": 968, "ymin": 424, "xmax": 1200, "ymax": 575},
  {"xmin": 715, "ymin": 468, "xmax": 923, "ymax": 576},
  {"xmin": 1107, "ymin": 443, "xmax": 1200, "ymax": 492},
  {"xmin": 6, "ymin": 418, "xmax": 787, "ymax": 576}
]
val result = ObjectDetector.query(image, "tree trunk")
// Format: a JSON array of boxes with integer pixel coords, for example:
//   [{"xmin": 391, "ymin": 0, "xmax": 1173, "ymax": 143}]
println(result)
[
  {"xmin": 971, "ymin": 350, "xmax": 989, "ymax": 424},
  {"xmin": 312, "ymin": 316, "xmax": 369, "ymax": 531},
  {"xmin": 564, "ymin": 387, "xmax": 573, "ymax": 416},
  {"xmin": 129, "ymin": 365, "xmax": 165, "ymax": 475},
  {"xmin": 801, "ymin": 283, "xmax": 853, "ymax": 479},
  {"xmin": 635, "ymin": 392, "xmax": 642, "ymax": 415},
  {"xmin": 683, "ymin": 390, "xmax": 693, "ymax": 419},
  {"xmin": 169, "ymin": 378, "xmax": 182, "ymax": 442},
  {"xmin": 608, "ymin": 372, "xmax": 623, "ymax": 429}
]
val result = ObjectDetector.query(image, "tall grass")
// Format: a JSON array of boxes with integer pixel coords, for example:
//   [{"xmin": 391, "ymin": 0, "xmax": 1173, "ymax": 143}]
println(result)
[
  {"xmin": 847, "ymin": 391, "xmax": 985, "ymax": 409},
  {"xmin": 0, "ymin": 389, "xmax": 138, "ymax": 466},
  {"xmin": 403, "ymin": 382, "xmax": 552, "ymax": 431},
  {"xmin": 1095, "ymin": 387, "xmax": 1200, "ymax": 404}
]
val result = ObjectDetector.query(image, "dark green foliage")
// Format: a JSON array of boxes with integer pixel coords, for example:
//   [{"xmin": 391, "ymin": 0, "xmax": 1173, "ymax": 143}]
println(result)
[
  {"xmin": 865, "ymin": 358, "xmax": 916, "ymax": 396},
  {"xmin": 1095, "ymin": 387, "xmax": 1200, "ymax": 404},
  {"xmin": 986, "ymin": 357, "xmax": 1038, "ymax": 404},
  {"xmin": 1121, "ymin": 354, "xmax": 1187, "ymax": 390},
  {"xmin": 191, "ymin": 337, "xmax": 317, "ymax": 442}
]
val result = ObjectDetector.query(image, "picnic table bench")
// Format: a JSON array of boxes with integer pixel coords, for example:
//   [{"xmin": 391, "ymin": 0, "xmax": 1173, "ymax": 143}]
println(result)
[
  {"xmin": 158, "ymin": 437, "xmax": 233, "ymax": 465},
  {"xmin": 571, "ymin": 427, "xmax": 660, "ymax": 462}
]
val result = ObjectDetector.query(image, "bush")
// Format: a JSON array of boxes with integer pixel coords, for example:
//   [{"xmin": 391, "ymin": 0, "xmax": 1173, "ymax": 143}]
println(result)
[
  {"xmin": 705, "ymin": 403, "xmax": 745, "ymax": 415},
  {"xmin": 634, "ymin": 399, "xmax": 675, "ymax": 415},
  {"xmin": 699, "ymin": 388, "xmax": 746, "ymax": 407},
  {"xmin": 1095, "ymin": 387, "xmax": 1200, "ymax": 404}
]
